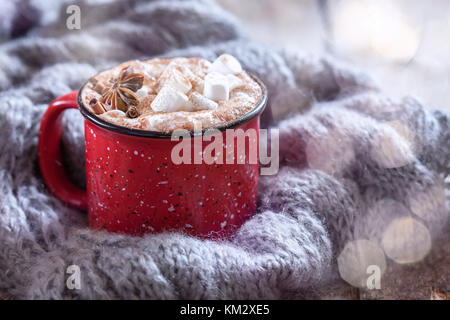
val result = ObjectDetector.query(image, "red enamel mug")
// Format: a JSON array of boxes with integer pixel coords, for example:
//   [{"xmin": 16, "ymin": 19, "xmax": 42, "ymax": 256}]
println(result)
[{"xmin": 38, "ymin": 75, "xmax": 267, "ymax": 237}]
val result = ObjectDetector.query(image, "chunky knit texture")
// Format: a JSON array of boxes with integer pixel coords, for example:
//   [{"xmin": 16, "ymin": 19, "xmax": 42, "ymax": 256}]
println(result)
[{"xmin": 0, "ymin": 0, "xmax": 448, "ymax": 299}]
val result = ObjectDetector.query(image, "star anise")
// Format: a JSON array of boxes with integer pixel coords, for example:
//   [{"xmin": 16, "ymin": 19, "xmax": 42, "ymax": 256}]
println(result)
[{"xmin": 100, "ymin": 66, "xmax": 144, "ymax": 113}]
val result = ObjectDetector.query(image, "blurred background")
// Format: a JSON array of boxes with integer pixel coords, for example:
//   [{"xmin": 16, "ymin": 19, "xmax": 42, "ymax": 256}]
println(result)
[
  {"xmin": 218, "ymin": 0, "xmax": 450, "ymax": 112},
  {"xmin": 219, "ymin": 0, "xmax": 450, "ymax": 300}
]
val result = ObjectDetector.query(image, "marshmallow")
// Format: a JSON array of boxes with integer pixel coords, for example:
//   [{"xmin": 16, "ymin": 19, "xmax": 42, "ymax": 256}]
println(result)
[
  {"xmin": 188, "ymin": 92, "xmax": 218, "ymax": 111},
  {"xmin": 151, "ymin": 86, "xmax": 189, "ymax": 112},
  {"xmin": 135, "ymin": 86, "xmax": 151, "ymax": 100},
  {"xmin": 203, "ymin": 72, "xmax": 230, "ymax": 101},
  {"xmin": 209, "ymin": 54, "xmax": 242, "ymax": 75},
  {"xmin": 159, "ymin": 63, "xmax": 193, "ymax": 94},
  {"xmin": 226, "ymin": 74, "xmax": 242, "ymax": 91},
  {"xmin": 102, "ymin": 110, "xmax": 126, "ymax": 118},
  {"xmin": 193, "ymin": 79, "xmax": 204, "ymax": 93}
]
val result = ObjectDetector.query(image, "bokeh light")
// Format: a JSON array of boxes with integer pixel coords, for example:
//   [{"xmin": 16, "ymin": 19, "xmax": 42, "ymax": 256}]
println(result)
[
  {"xmin": 385, "ymin": 120, "xmax": 418, "ymax": 153},
  {"xmin": 382, "ymin": 217, "xmax": 432, "ymax": 264},
  {"xmin": 331, "ymin": 0, "xmax": 420, "ymax": 61},
  {"xmin": 409, "ymin": 183, "xmax": 447, "ymax": 222},
  {"xmin": 306, "ymin": 128, "xmax": 354, "ymax": 176},
  {"xmin": 370, "ymin": 123, "xmax": 415, "ymax": 168},
  {"xmin": 355, "ymin": 198, "xmax": 411, "ymax": 242},
  {"xmin": 338, "ymin": 239, "xmax": 387, "ymax": 288}
]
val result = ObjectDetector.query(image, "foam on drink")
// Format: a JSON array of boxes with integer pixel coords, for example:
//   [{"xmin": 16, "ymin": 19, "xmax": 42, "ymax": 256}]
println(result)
[{"xmin": 82, "ymin": 55, "xmax": 263, "ymax": 133}]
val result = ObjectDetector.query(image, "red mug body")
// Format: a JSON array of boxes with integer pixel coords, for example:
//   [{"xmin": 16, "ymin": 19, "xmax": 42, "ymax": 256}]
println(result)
[
  {"xmin": 38, "ymin": 76, "xmax": 267, "ymax": 238},
  {"xmin": 84, "ymin": 117, "xmax": 260, "ymax": 237}
]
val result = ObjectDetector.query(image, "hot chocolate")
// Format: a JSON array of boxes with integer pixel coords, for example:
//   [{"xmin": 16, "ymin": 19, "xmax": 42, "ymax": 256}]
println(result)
[{"xmin": 81, "ymin": 55, "xmax": 263, "ymax": 133}]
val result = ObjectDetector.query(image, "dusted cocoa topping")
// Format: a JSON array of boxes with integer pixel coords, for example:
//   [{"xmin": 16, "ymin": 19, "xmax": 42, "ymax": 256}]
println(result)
[{"xmin": 82, "ymin": 56, "xmax": 263, "ymax": 133}]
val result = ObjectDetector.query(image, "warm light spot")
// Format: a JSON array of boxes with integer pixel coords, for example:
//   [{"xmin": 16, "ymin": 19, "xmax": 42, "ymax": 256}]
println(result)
[
  {"xmin": 332, "ymin": 0, "xmax": 420, "ymax": 61},
  {"xmin": 382, "ymin": 217, "xmax": 432, "ymax": 264},
  {"xmin": 370, "ymin": 124, "xmax": 415, "ymax": 168},
  {"xmin": 386, "ymin": 121, "xmax": 417, "ymax": 153},
  {"xmin": 409, "ymin": 184, "xmax": 447, "ymax": 222},
  {"xmin": 356, "ymin": 198, "xmax": 411, "ymax": 240},
  {"xmin": 338, "ymin": 239, "xmax": 386, "ymax": 288},
  {"xmin": 306, "ymin": 129, "xmax": 354, "ymax": 175}
]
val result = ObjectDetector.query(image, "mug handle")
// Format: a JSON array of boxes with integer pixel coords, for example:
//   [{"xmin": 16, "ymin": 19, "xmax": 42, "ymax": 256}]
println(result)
[{"xmin": 38, "ymin": 91, "xmax": 87, "ymax": 210}]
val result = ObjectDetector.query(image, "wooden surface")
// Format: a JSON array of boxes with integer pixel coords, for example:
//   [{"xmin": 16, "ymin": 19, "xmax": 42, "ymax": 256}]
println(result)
[
  {"xmin": 308, "ymin": 224, "xmax": 450, "ymax": 300},
  {"xmin": 359, "ymin": 225, "xmax": 450, "ymax": 300}
]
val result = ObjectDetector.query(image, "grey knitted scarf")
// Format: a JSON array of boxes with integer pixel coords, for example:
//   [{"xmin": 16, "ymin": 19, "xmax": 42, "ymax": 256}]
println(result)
[{"xmin": 0, "ymin": 0, "xmax": 448, "ymax": 299}]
